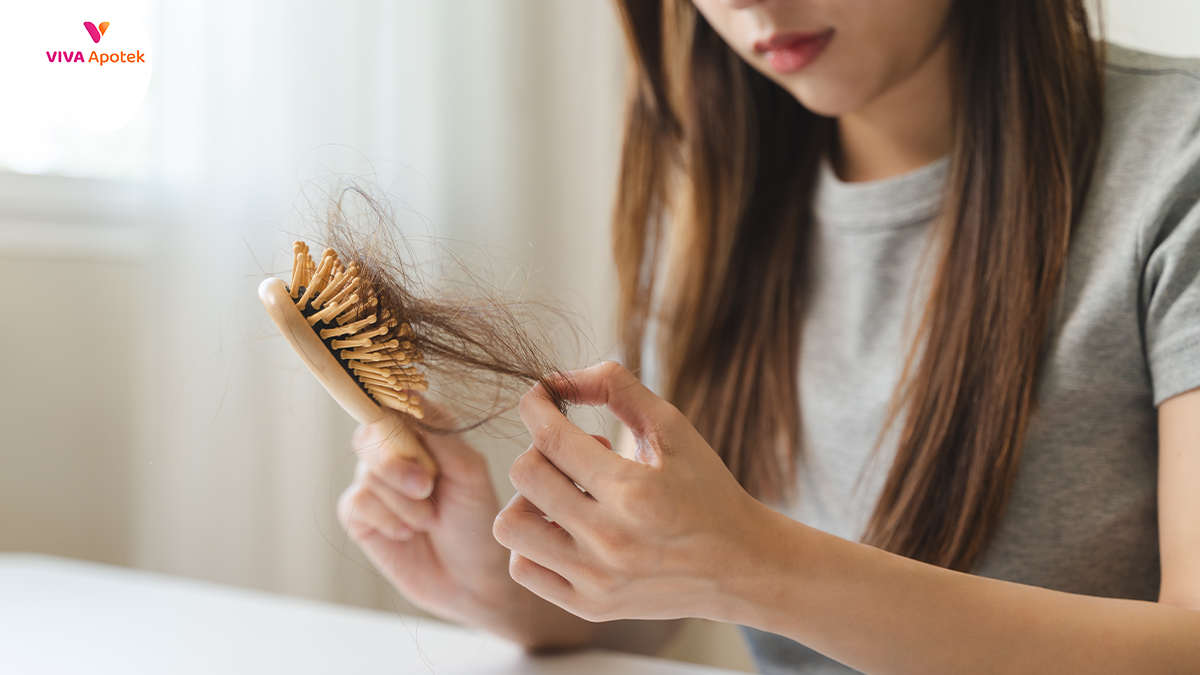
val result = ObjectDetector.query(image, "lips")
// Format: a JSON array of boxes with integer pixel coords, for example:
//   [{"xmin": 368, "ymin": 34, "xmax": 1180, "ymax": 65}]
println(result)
[{"xmin": 753, "ymin": 29, "xmax": 834, "ymax": 74}]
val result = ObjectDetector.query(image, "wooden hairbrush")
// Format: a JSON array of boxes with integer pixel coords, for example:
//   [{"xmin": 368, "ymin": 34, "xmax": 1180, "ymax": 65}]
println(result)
[{"xmin": 258, "ymin": 241, "xmax": 437, "ymax": 476}]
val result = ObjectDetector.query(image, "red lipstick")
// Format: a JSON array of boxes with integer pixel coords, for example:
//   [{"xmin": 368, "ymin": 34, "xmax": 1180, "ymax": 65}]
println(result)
[{"xmin": 753, "ymin": 30, "xmax": 834, "ymax": 74}]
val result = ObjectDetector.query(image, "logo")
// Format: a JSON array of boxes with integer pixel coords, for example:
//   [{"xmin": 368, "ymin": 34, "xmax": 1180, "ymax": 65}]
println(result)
[
  {"xmin": 4, "ymin": 2, "xmax": 155, "ymax": 133},
  {"xmin": 46, "ymin": 19, "xmax": 146, "ymax": 66},
  {"xmin": 83, "ymin": 21, "xmax": 109, "ymax": 43}
]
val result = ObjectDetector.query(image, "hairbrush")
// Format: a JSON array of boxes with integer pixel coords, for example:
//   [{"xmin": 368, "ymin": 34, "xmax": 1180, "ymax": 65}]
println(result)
[{"xmin": 258, "ymin": 241, "xmax": 437, "ymax": 475}]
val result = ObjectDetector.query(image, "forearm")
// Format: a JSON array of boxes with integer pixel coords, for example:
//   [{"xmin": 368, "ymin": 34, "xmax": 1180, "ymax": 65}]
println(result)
[{"xmin": 723, "ymin": 506, "xmax": 1200, "ymax": 675}]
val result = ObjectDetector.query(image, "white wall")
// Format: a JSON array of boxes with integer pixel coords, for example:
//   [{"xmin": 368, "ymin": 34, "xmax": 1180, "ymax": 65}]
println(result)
[
  {"xmin": 1102, "ymin": 0, "xmax": 1200, "ymax": 57},
  {"xmin": 0, "ymin": 256, "xmax": 138, "ymax": 565},
  {"xmin": 0, "ymin": 173, "xmax": 151, "ymax": 567}
]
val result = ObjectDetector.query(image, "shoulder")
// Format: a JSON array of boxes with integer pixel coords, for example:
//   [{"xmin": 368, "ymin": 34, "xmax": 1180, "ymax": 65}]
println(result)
[
  {"xmin": 1088, "ymin": 49, "xmax": 1200, "ymax": 405},
  {"xmin": 1104, "ymin": 44, "xmax": 1200, "ymax": 121},
  {"xmin": 1100, "ymin": 44, "xmax": 1200, "ymax": 179},
  {"xmin": 1105, "ymin": 42, "xmax": 1200, "ymax": 83},
  {"xmin": 1089, "ymin": 45, "xmax": 1200, "ymax": 253}
]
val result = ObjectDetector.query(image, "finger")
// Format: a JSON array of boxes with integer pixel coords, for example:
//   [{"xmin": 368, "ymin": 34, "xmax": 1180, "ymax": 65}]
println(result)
[
  {"xmin": 341, "ymin": 485, "xmax": 414, "ymax": 541},
  {"xmin": 509, "ymin": 447, "xmax": 594, "ymax": 531},
  {"xmin": 338, "ymin": 479, "xmax": 367, "ymax": 528},
  {"xmin": 544, "ymin": 361, "xmax": 669, "ymax": 437},
  {"xmin": 363, "ymin": 471, "xmax": 434, "ymax": 530},
  {"xmin": 519, "ymin": 384, "xmax": 625, "ymax": 492},
  {"xmin": 353, "ymin": 419, "xmax": 413, "ymax": 465},
  {"xmin": 591, "ymin": 434, "xmax": 613, "ymax": 451},
  {"xmin": 349, "ymin": 526, "xmax": 425, "ymax": 582},
  {"xmin": 410, "ymin": 397, "xmax": 496, "ymax": 485},
  {"xmin": 508, "ymin": 552, "xmax": 576, "ymax": 611},
  {"xmin": 415, "ymin": 426, "xmax": 489, "ymax": 485},
  {"xmin": 355, "ymin": 400, "xmax": 486, "ymax": 495},
  {"xmin": 372, "ymin": 452, "xmax": 435, "ymax": 500},
  {"xmin": 416, "ymin": 395, "xmax": 457, "ymax": 429},
  {"xmin": 353, "ymin": 414, "xmax": 436, "ymax": 476},
  {"xmin": 493, "ymin": 493, "xmax": 581, "ymax": 579},
  {"xmin": 345, "ymin": 517, "xmax": 388, "ymax": 543}
]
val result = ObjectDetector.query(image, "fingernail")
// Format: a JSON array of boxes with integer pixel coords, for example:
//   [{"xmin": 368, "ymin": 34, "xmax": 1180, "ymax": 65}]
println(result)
[{"xmin": 401, "ymin": 467, "xmax": 432, "ymax": 499}]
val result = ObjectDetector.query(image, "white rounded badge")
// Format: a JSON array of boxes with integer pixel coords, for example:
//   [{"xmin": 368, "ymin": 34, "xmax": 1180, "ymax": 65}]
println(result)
[{"xmin": 12, "ymin": 1, "xmax": 154, "ymax": 133}]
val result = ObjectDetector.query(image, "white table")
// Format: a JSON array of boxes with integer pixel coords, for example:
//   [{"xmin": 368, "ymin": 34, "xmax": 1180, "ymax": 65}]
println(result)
[{"xmin": 0, "ymin": 554, "xmax": 740, "ymax": 674}]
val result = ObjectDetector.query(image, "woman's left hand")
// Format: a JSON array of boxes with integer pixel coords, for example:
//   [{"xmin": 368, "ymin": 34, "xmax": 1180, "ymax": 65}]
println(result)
[{"xmin": 492, "ymin": 361, "xmax": 770, "ymax": 623}]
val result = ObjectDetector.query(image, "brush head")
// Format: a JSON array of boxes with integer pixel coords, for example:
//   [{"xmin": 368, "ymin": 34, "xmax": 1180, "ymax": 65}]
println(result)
[{"xmin": 287, "ymin": 240, "xmax": 428, "ymax": 419}]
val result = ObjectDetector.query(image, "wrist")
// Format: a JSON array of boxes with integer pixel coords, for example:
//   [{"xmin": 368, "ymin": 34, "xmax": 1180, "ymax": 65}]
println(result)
[{"xmin": 711, "ymin": 499, "xmax": 818, "ymax": 629}]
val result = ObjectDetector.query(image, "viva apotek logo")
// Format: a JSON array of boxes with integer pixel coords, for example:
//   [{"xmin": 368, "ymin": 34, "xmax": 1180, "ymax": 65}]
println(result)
[
  {"xmin": 46, "ymin": 21, "xmax": 146, "ymax": 65},
  {"xmin": 13, "ymin": 2, "xmax": 155, "ymax": 133}
]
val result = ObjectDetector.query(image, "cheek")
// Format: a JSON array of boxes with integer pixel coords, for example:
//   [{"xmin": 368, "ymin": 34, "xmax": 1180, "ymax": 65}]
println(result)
[{"xmin": 784, "ymin": 37, "xmax": 888, "ymax": 116}]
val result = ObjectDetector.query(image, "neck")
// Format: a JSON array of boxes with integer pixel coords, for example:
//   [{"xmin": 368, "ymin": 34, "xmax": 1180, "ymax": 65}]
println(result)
[{"xmin": 833, "ymin": 37, "xmax": 954, "ymax": 183}]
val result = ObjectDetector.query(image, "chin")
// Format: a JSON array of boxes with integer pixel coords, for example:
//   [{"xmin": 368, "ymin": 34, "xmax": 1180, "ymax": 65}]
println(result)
[{"xmin": 783, "ymin": 80, "xmax": 864, "ymax": 118}]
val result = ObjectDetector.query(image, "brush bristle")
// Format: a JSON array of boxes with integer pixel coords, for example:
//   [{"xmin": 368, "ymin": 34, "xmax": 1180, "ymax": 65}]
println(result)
[{"xmin": 288, "ymin": 240, "xmax": 428, "ymax": 419}]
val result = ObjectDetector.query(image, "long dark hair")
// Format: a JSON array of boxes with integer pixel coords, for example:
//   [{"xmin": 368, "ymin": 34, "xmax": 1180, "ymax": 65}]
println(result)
[{"xmin": 612, "ymin": 0, "xmax": 1104, "ymax": 572}]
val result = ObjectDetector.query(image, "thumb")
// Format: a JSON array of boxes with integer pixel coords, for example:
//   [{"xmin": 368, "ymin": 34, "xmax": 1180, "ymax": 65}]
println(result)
[
  {"xmin": 546, "ymin": 361, "xmax": 672, "ymax": 438},
  {"xmin": 353, "ymin": 413, "xmax": 436, "ymax": 475},
  {"xmin": 406, "ymin": 398, "xmax": 490, "ymax": 482}
]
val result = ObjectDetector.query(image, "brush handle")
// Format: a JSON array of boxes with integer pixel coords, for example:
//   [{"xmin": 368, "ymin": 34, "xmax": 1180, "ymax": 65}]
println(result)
[{"xmin": 258, "ymin": 277, "xmax": 438, "ymax": 476}]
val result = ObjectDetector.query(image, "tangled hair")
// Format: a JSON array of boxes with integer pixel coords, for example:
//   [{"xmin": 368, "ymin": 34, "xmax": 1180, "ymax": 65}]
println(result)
[{"xmin": 301, "ymin": 182, "xmax": 574, "ymax": 430}]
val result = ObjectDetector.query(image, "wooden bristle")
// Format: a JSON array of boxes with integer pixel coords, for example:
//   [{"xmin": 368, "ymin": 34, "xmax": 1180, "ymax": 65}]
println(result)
[
  {"xmin": 289, "ymin": 241, "xmax": 308, "ymax": 298},
  {"xmin": 311, "ymin": 264, "xmax": 347, "ymax": 310},
  {"xmin": 287, "ymin": 241, "xmax": 428, "ymax": 418},
  {"xmin": 307, "ymin": 293, "xmax": 359, "ymax": 326},
  {"xmin": 319, "ymin": 314, "xmax": 376, "ymax": 339},
  {"xmin": 336, "ymin": 297, "xmax": 378, "ymax": 325}
]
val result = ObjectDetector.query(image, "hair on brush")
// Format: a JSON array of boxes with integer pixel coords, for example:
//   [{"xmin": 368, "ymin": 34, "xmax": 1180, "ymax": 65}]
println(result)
[{"xmin": 277, "ymin": 183, "xmax": 574, "ymax": 438}]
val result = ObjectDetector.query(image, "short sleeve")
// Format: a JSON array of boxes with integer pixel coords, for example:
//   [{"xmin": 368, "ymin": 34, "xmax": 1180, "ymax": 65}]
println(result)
[{"xmin": 1142, "ymin": 166, "xmax": 1200, "ymax": 405}]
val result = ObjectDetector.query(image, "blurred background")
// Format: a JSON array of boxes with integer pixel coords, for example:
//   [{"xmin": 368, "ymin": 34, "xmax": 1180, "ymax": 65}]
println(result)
[{"xmin": 0, "ymin": 1, "xmax": 1197, "ymax": 672}]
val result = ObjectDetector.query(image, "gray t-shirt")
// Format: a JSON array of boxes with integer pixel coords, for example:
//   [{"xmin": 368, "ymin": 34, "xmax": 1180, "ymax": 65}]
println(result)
[{"xmin": 735, "ymin": 45, "xmax": 1200, "ymax": 674}]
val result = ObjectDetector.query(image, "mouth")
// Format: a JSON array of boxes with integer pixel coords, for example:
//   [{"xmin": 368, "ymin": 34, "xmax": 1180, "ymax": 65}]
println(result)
[{"xmin": 752, "ymin": 29, "xmax": 835, "ymax": 74}]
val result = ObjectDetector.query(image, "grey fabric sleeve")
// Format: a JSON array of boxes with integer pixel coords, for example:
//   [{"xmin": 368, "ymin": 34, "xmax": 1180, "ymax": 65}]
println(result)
[{"xmin": 1143, "ymin": 158, "xmax": 1200, "ymax": 406}]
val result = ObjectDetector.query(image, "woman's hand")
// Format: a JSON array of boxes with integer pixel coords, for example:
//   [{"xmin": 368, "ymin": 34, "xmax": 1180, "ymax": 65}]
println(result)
[
  {"xmin": 337, "ymin": 404, "xmax": 515, "ymax": 629},
  {"xmin": 338, "ymin": 398, "xmax": 690, "ymax": 653},
  {"xmin": 492, "ymin": 361, "xmax": 770, "ymax": 623}
]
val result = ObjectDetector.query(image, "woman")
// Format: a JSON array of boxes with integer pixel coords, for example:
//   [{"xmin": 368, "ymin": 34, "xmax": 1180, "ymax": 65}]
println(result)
[{"xmin": 338, "ymin": 0, "xmax": 1200, "ymax": 672}]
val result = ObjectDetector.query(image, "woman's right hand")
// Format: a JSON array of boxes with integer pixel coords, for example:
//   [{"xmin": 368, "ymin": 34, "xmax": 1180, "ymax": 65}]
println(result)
[{"xmin": 337, "ymin": 408, "xmax": 515, "ymax": 630}]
